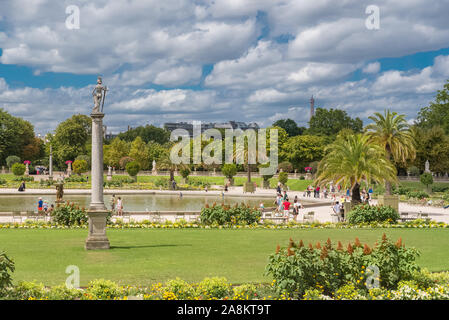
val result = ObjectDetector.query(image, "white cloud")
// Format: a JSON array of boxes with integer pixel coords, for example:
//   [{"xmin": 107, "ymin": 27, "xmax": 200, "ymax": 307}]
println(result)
[{"xmin": 363, "ymin": 62, "xmax": 381, "ymax": 74}]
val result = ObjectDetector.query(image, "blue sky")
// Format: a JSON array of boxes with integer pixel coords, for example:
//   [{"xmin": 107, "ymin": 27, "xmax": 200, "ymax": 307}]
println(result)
[{"xmin": 0, "ymin": 0, "xmax": 449, "ymax": 135}]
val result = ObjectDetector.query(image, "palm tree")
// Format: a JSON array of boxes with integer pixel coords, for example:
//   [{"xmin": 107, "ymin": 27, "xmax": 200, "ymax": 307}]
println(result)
[
  {"xmin": 315, "ymin": 134, "xmax": 397, "ymax": 204},
  {"xmin": 364, "ymin": 110, "xmax": 416, "ymax": 195}
]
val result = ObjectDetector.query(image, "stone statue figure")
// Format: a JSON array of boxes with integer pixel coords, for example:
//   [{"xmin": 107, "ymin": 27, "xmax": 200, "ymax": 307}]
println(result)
[
  {"xmin": 92, "ymin": 76, "xmax": 108, "ymax": 113},
  {"xmin": 425, "ymin": 160, "xmax": 431, "ymax": 173},
  {"xmin": 56, "ymin": 182, "xmax": 64, "ymax": 203}
]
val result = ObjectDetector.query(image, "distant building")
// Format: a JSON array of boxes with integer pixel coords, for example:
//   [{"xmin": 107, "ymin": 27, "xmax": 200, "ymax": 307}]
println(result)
[
  {"xmin": 310, "ymin": 95, "xmax": 315, "ymax": 121},
  {"xmin": 164, "ymin": 121, "xmax": 260, "ymax": 137}
]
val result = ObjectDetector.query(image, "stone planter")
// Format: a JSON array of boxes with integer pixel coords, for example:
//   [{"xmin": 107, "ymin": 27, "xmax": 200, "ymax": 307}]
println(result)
[
  {"xmin": 377, "ymin": 194, "xmax": 399, "ymax": 213},
  {"xmin": 262, "ymin": 180, "xmax": 270, "ymax": 189},
  {"xmin": 243, "ymin": 181, "xmax": 256, "ymax": 193}
]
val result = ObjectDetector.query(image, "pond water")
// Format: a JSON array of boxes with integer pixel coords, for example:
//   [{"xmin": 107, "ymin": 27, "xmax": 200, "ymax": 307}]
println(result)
[{"xmin": 0, "ymin": 194, "xmax": 286, "ymax": 212}]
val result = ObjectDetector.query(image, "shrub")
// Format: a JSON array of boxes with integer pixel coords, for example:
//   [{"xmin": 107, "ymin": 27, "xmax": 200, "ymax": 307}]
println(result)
[
  {"xmin": 221, "ymin": 164, "xmax": 237, "ymax": 179},
  {"xmin": 12, "ymin": 176, "xmax": 34, "ymax": 182},
  {"xmin": 233, "ymin": 284, "xmax": 258, "ymax": 300},
  {"xmin": 11, "ymin": 163, "xmax": 26, "ymax": 176},
  {"xmin": 75, "ymin": 154, "xmax": 91, "ymax": 167},
  {"xmin": 299, "ymin": 176, "xmax": 305, "ymax": 180},
  {"xmin": 84, "ymin": 279, "xmax": 121, "ymax": 300},
  {"xmin": 431, "ymin": 184, "xmax": 449, "ymax": 193},
  {"xmin": 154, "ymin": 177, "xmax": 169, "ymax": 188},
  {"xmin": 126, "ymin": 161, "xmax": 140, "ymax": 177},
  {"xmin": 72, "ymin": 159, "xmax": 88, "ymax": 175},
  {"xmin": 47, "ymin": 284, "xmax": 83, "ymax": 300},
  {"xmin": 51, "ymin": 202, "xmax": 88, "ymax": 226},
  {"xmin": 197, "ymin": 277, "xmax": 231, "ymax": 299},
  {"xmin": 347, "ymin": 204, "xmax": 400, "ymax": 224},
  {"xmin": 278, "ymin": 172, "xmax": 288, "ymax": 185},
  {"xmin": 9, "ymin": 281, "xmax": 46, "ymax": 300},
  {"xmin": 406, "ymin": 190, "xmax": 429, "ymax": 200},
  {"xmin": 0, "ymin": 178, "xmax": 6, "ymax": 185},
  {"xmin": 180, "ymin": 167, "xmax": 191, "ymax": 180},
  {"xmin": 165, "ymin": 278, "xmax": 196, "ymax": 299},
  {"xmin": 6, "ymin": 155, "xmax": 20, "ymax": 169},
  {"xmin": 64, "ymin": 175, "xmax": 87, "ymax": 183},
  {"xmin": 0, "ymin": 251, "xmax": 15, "ymax": 296},
  {"xmin": 200, "ymin": 203, "xmax": 261, "ymax": 225},
  {"xmin": 392, "ymin": 185, "xmax": 412, "ymax": 196},
  {"xmin": 265, "ymin": 234, "xmax": 420, "ymax": 298},
  {"xmin": 420, "ymin": 173, "xmax": 433, "ymax": 190}
]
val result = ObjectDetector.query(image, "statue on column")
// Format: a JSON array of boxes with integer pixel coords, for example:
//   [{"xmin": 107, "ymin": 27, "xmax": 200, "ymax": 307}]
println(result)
[
  {"xmin": 425, "ymin": 160, "xmax": 431, "ymax": 173},
  {"xmin": 92, "ymin": 76, "xmax": 108, "ymax": 113}
]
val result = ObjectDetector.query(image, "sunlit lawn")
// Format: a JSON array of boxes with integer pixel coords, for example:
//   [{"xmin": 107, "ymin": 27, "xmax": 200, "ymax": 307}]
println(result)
[{"xmin": 1, "ymin": 228, "xmax": 448, "ymax": 286}]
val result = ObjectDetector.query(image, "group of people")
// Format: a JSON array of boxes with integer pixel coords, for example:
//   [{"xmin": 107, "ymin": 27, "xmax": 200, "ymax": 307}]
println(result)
[
  {"xmin": 37, "ymin": 197, "xmax": 54, "ymax": 214},
  {"xmin": 109, "ymin": 194, "xmax": 124, "ymax": 216},
  {"xmin": 270, "ymin": 189, "xmax": 304, "ymax": 222}
]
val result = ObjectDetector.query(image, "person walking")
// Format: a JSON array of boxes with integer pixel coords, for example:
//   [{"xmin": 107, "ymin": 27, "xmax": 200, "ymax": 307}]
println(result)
[
  {"xmin": 116, "ymin": 197, "xmax": 123, "ymax": 216},
  {"xmin": 283, "ymin": 199, "xmax": 291, "ymax": 222},
  {"xmin": 333, "ymin": 201, "xmax": 342, "ymax": 222}
]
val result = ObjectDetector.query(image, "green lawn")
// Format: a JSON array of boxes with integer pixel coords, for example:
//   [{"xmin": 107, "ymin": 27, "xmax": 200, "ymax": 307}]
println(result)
[{"xmin": 1, "ymin": 228, "xmax": 449, "ymax": 286}]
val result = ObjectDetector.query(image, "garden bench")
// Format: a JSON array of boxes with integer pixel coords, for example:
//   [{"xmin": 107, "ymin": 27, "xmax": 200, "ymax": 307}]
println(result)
[
  {"xmin": 151, "ymin": 213, "xmax": 162, "ymax": 223},
  {"xmin": 26, "ymin": 211, "xmax": 38, "ymax": 222},
  {"xmin": 175, "ymin": 213, "xmax": 185, "ymax": 222},
  {"xmin": 12, "ymin": 211, "xmax": 22, "ymax": 223},
  {"xmin": 400, "ymin": 212, "xmax": 431, "ymax": 222},
  {"xmin": 303, "ymin": 212, "xmax": 315, "ymax": 223}
]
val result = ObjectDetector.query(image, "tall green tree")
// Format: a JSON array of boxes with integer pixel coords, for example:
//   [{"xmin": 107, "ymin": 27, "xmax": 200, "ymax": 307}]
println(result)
[
  {"xmin": 117, "ymin": 125, "xmax": 170, "ymax": 145},
  {"xmin": 280, "ymin": 135, "xmax": 326, "ymax": 171},
  {"xmin": 308, "ymin": 108, "xmax": 363, "ymax": 136},
  {"xmin": 0, "ymin": 109, "xmax": 35, "ymax": 165},
  {"xmin": 416, "ymin": 80, "xmax": 449, "ymax": 134},
  {"xmin": 412, "ymin": 126, "xmax": 449, "ymax": 174},
  {"xmin": 316, "ymin": 134, "xmax": 397, "ymax": 204},
  {"xmin": 52, "ymin": 114, "xmax": 91, "ymax": 168},
  {"xmin": 365, "ymin": 110, "xmax": 416, "ymax": 195},
  {"xmin": 105, "ymin": 137, "xmax": 130, "ymax": 167},
  {"xmin": 129, "ymin": 136, "xmax": 150, "ymax": 170},
  {"xmin": 272, "ymin": 119, "xmax": 304, "ymax": 137}
]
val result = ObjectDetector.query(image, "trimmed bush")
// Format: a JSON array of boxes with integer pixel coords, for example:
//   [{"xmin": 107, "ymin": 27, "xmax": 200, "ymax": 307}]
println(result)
[
  {"xmin": 126, "ymin": 161, "xmax": 140, "ymax": 177},
  {"xmin": 347, "ymin": 204, "xmax": 400, "ymax": 224},
  {"xmin": 197, "ymin": 277, "xmax": 231, "ymax": 299},
  {"xmin": 11, "ymin": 163, "xmax": 26, "ymax": 176},
  {"xmin": 221, "ymin": 164, "xmax": 237, "ymax": 180},
  {"xmin": 406, "ymin": 190, "xmax": 429, "ymax": 200},
  {"xmin": 278, "ymin": 172, "xmax": 288, "ymax": 185},
  {"xmin": 200, "ymin": 203, "xmax": 261, "ymax": 225}
]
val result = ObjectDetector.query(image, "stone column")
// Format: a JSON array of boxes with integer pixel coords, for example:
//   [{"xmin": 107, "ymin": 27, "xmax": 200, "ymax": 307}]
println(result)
[
  {"xmin": 49, "ymin": 144, "xmax": 53, "ymax": 181},
  {"xmin": 25, "ymin": 163, "xmax": 29, "ymax": 176},
  {"xmin": 1, "ymin": 166, "xmax": 5, "ymax": 174},
  {"xmin": 85, "ymin": 112, "xmax": 110, "ymax": 250}
]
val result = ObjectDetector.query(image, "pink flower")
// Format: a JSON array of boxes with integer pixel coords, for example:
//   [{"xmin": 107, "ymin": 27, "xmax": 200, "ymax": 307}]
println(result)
[
  {"xmin": 65, "ymin": 160, "xmax": 73, "ymax": 164},
  {"xmin": 23, "ymin": 160, "xmax": 31, "ymax": 165}
]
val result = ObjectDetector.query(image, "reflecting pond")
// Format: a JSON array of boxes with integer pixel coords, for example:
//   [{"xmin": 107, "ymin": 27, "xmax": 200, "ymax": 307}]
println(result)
[{"xmin": 0, "ymin": 194, "xmax": 287, "ymax": 212}]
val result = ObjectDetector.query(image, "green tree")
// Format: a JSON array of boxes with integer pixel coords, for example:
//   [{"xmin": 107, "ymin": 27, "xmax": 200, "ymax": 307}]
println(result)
[
  {"xmin": 315, "ymin": 134, "xmax": 397, "ymax": 204},
  {"xmin": 72, "ymin": 159, "xmax": 88, "ymax": 175},
  {"xmin": 272, "ymin": 119, "xmax": 303, "ymax": 137},
  {"xmin": 6, "ymin": 155, "xmax": 21, "ymax": 169},
  {"xmin": 147, "ymin": 141, "xmax": 167, "ymax": 165},
  {"xmin": 129, "ymin": 137, "xmax": 150, "ymax": 170},
  {"xmin": 222, "ymin": 164, "xmax": 237, "ymax": 180},
  {"xmin": 412, "ymin": 126, "xmax": 449, "ymax": 175},
  {"xmin": 416, "ymin": 80, "xmax": 449, "ymax": 134},
  {"xmin": 365, "ymin": 110, "xmax": 416, "ymax": 195},
  {"xmin": 0, "ymin": 109, "xmax": 35, "ymax": 165},
  {"xmin": 105, "ymin": 138, "xmax": 130, "ymax": 168},
  {"xmin": 308, "ymin": 108, "xmax": 363, "ymax": 136},
  {"xmin": 420, "ymin": 173, "xmax": 433, "ymax": 192},
  {"xmin": 75, "ymin": 155, "xmax": 91, "ymax": 168},
  {"xmin": 281, "ymin": 135, "xmax": 326, "ymax": 170},
  {"xmin": 278, "ymin": 172, "xmax": 288, "ymax": 186},
  {"xmin": 52, "ymin": 114, "xmax": 91, "ymax": 168},
  {"xmin": 117, "ymin": 125, "xmax": 170, "ymax": 145}
]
